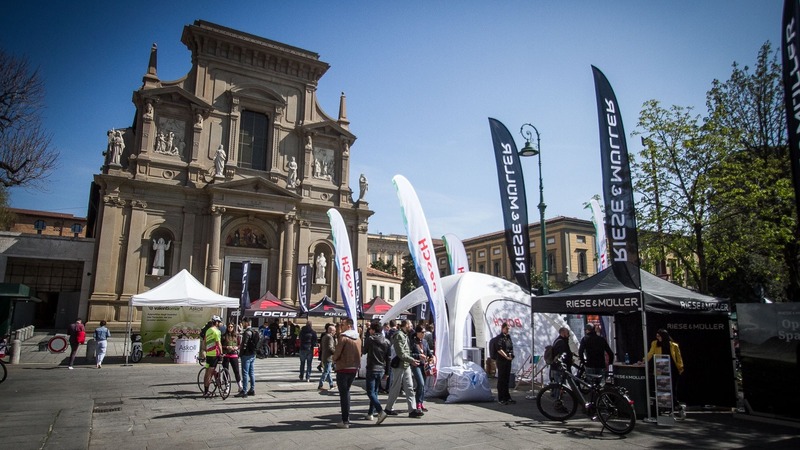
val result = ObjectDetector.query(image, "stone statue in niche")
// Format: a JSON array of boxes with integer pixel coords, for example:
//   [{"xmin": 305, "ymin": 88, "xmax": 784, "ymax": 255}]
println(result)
[
  {"xmin": 195, "ymin": 113, "xmax": 203, "ymax": 128},
  {"xmin": 154, "ymin": 117, "xmax": 186, "ymax": 157},
  {"xmin": 305, "ymin": 134, "xmax": 313, "ymax": 151},
  {"xmin": 151, "ymin": 238, "xmax": 171, "ymax": 276},
  {"xmin": 315, "ymin": 253, "xmax": 327, "ymax": 283},
  {"xmin": 106, "ymin": 129, "xmax": 125, "ymax": 166},
  {"xmin": 287, "ymin": 156, "xmax": 299, "ymax": 188},
  {"xmin": 312, "ymin": 148, "xmax": 334, "ymax": 182},
  {"xmin": 143, "ymin": 101, "xmax": 153, "ymax": 120},
  {"xmin": 214, "ymin": 144, "xmax": 226, "ymax": 177}
]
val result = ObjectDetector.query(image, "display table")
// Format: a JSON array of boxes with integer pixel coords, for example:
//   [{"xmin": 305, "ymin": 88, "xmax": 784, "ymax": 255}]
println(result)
[
  {"xmin": 613, "ymin": 363, "xmax": 648, "ymax": 419},
  {"xmin": 174, "ymin": 338, "xmax": 201, "ymax": 364}
]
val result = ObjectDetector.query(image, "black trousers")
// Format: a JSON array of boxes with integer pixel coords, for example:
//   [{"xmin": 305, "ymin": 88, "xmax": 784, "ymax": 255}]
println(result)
[{"xmin": 496, "ymin": 358, "xmax": 512, "ymax": 402}]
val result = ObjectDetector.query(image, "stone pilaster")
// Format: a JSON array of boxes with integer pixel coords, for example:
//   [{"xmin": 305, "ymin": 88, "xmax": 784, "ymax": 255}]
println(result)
[
  {"xmin": 281, "ymin": 214, "xmax": 297, "ymax": 301},
  {"xmin": 121, "ymin": 200, "xmax": 148, "ymax": 296},
  {"xmin": 208, "ymin": 206, "xmax": 225, "ymax": 292},
  {"xmin": 180, "ymin": 207, "xmax": 196, "ymax": 271}
]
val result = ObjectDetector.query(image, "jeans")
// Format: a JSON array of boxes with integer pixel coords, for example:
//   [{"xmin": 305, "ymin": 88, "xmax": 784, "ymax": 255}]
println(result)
[
  {"xmin": 299, "ymin": 349, "xmax": 313, "ymax": 380},
  {"xmin": 336, "ymin": 371, "xmax": 357, "ymax": 423},
  {"xmin": 385, "ymin": 365, "xmax": 416, "ymax": 413},
  {"xmin": 586, "ymin": 366, "xmax": 606, "ymax": 386},
  {"xmin": 95, "ymin": 340, "xmax": 108, "ymax": 366},
  {"xmin": 241, "ymin": 353, "xmax": 256, "ymax": 393},
  {"xmin": 318, "ymin": 361, "xmax": 335, "ymax": 388},
  {"xmin": 365, "ymin": 370, "xmax": 384, "ymax": 415},
  {"xmin": 410, "ymin": 364, "xmax": 426, "ymax": 406}
]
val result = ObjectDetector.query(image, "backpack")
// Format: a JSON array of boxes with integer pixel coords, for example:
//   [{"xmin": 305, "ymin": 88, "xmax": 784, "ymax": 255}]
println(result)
[
  {"xmin": 244, "ymin": 328, "xmax": 260, "ymax": 353},
  {"xmin": 544, "ymin": 345, "xmax": 555, "ymax": 365}
]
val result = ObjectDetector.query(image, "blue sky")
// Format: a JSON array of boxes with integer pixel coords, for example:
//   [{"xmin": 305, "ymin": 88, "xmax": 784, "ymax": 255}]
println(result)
[{"xmin": 0, "ymin": 1, "xmax": 783, "ymax": 240}]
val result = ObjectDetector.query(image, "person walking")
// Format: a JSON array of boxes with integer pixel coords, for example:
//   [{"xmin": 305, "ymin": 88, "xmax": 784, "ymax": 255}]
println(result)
[
  {"xmin": 410, "ymin": 324, "xmax": 433, "ymax": 412},
  {"xmin": 376, "ymin": 319, "xmax": 423, "ymax": 425},
  {"xmin": 238, "ymin": 317, "xmax": 258, "ymax": 397},
  {"xmin": 67, "ymin": 318, "xmax": 85, "ymax": 369},
  {"xmin": 578, "ymin": 323, "xmax": 615, "ymax": 381},
  {"xmin": 332, "ymin": 318, "xmax": 362, "ymax": 429},
  {"xmin": 494, "ymin": 322, "xmax": 516, "ymax": 405},
  {"xmin": 93, "ymin": 320, "xmax": 111, "ymax": 369},
  {"xmin": 298, "ymin": 320, "xmax": 318, "ymax": 382},
  {"xmin": 362, "ymin": 321, "xmax": 390, "ymax": 420},
  {"xmin": 317, "ymin": 324, "xmax": 336, "ymax": 391}
]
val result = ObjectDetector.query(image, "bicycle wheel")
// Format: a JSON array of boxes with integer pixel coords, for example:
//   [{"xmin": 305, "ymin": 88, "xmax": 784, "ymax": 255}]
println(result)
[
  {"xmin": 218, "ymin": 369, "xmax": 231, "ymax": 400},
  {"xmin": 596, "ymin": 390, "xmax": 636, "ymax": 435},
  {"xmin": 0, "ymin": 360, "xmax": 6, "ymax": 384},
  {"xmin": 131, "ymin": 347, "xmax": 143, "ymax": 363},
  {"xmin": 198, "ymin": 367, "xmax": 218, "ymax": 395},
  {"xmin": 536, "ymin": 384, "xmax": 578, "ymax": 421}
]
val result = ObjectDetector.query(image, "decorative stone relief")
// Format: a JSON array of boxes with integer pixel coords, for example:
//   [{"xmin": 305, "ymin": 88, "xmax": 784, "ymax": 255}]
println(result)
[
  {"xmin": 143, "ymin": 101, "xmax": 154, "ymax": 120},
  {"xmin": 224, "ymin": 225, "xmax": 267, "ymax": 248},
  {"xmin": 312, "ymin": 147, "xmax": 335, "ymax": 182},
  {"xmin": 154, "ymin": 117, "xmax": 186, "ymax": 157},
  {"xmin": 102, "ymin": 195, "xmax": 126, "ymax": 208}
]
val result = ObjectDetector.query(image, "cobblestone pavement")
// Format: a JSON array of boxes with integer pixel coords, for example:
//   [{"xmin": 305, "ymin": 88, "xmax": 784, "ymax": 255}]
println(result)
[{"xmin": 1, "ymin": 337, "xmax": 799, "ymax": 449}]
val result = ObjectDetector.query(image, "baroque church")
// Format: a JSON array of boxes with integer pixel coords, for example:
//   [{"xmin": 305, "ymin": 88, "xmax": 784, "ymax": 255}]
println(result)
[{"xmin": 86, "ymin": 20, "xmax": 373, "ymax": 328}]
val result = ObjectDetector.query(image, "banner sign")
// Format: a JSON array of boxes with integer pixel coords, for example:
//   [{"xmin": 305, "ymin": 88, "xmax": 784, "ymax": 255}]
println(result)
[
  {"xmin": 393, "ymin": 174, "xmax": 452, "ymax": 370},
  {"xmin": 592, "ymin": 66, "xmax": 641, "ymax": 288},
  {"xmin": 297, "ymin": 263, "xmax": 311, "ymax": 314},
  {"xmin": 443, "ymin": 233, "xmax": 470, "ymax": 274},
  {"xmin": 240, "ymin": 260, "xmax": 251, "ymax": 310},
  {"xmin": 140, "ymin": 306, "xmax": 213, "ymax": 357},
  {"xmin": 783, "ymin": 0, "xmax": 800, "ymax": 220},
  {"xmin": 354, "ymin": 268, "xmax": 363, "ymax": 319},
  {"xmin": 488, "ymin": 118, "xmax": 532, "ymax": 294},
  {"xmin": 414, "ymin": 301, "xmax": 428, "ymax": 322},
  {"xmin": 327, "ymin": 208, "xmax": 358, "ymax": 320},
  {"xmin": 587, "ymin": 198, "xmax": 609, "ymax": 272}
]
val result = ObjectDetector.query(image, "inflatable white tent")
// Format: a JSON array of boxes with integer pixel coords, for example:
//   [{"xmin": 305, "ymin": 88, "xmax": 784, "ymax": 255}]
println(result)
[{"xmin": 381, "ymin": 272, "xmax": 576, "ymax": 371}]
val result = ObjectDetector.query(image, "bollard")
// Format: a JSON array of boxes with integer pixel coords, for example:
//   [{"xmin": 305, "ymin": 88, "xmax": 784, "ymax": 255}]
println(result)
[
  {"xmin": 11, "ymin": 339, "xmax": 21, "ymax": 364},
  {"xmin": 85, "ymin": 338, "xmax": 97, "ymax": 361}
]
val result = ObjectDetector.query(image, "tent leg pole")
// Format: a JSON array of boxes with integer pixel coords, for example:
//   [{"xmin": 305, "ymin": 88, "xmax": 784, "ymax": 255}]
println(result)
[
  {"xmin": 641, "ymin": 297, "xmax": 651, "ymax": 421},
  {"xmin": 123, "ymin": 296, "xmax": 133, "ymax": 366}
]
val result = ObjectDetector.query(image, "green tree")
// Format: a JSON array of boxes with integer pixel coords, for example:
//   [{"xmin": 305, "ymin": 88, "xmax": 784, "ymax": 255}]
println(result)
[
  {"xmin": 370, "ymin": 258, "xmax": 397, "ymax": 276},
  {"xmin": 400, "ymin": 255, "xmax": 419, "ymax": 297}
]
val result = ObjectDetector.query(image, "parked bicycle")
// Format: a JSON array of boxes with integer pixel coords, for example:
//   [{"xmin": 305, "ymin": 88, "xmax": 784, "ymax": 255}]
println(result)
[
  {"xmin": 536, "ymin": 355, "xmax": 636, "ymax": 435},
  {"xmin": 0, "ymin": 335, "xmax": 9, "ymax": 383},
  {"xmin": 197, "ymin": 356, "xmax": 231, "ymax": 399}
]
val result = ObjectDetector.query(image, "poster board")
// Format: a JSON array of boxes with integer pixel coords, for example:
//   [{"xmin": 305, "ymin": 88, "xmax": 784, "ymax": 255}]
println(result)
[
  {"xmin": 654, "ymin": 354, "xmax": 675, "ymax": 425},
  {"xmin": 140, "ymin": 306, "xmax": 217, "ymax": 357}
]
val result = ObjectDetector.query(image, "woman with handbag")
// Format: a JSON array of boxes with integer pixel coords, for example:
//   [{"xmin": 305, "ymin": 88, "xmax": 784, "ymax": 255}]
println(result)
[
  {"xmin": 67, "ymin": 318, "xmax": 85, "ymax": 369},
  {"xmin": 410, "ymin": 325, "xmax": 434, "ymax": 412},
  {"xmin": 222, "ymin": 323, "xmax": 242, "ymax": 393}
]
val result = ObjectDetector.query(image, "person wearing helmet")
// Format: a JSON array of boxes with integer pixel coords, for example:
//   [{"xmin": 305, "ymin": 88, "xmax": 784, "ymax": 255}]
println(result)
[{"xmin": 203, "ymin": 315, "xmax": 224, "ymax": 397}]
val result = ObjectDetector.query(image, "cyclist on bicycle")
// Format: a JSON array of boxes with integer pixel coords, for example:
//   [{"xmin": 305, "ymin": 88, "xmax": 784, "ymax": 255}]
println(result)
[{"xmin": 203, "ymin": 315, "xmax": 223, "ymax": 397}]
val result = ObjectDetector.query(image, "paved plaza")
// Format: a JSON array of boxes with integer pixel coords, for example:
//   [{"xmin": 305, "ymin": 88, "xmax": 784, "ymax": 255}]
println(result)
[{"xmin": 1, "ymin": 336, "xmax": 799, "ymax": 449}]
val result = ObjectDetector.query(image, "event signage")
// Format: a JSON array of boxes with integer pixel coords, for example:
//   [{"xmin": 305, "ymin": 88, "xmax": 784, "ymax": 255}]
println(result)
[
  {"xmin": 140, "ymin": 306, "xmax": 213, "ymax": 356},
  {"xmin": 587, "ymin": 198, "xmax": 609, "ymax": 272},
  {"xmin": 782, "ymin": 0, "xmax": 800, "ymax": 220},
  {"xmin": 443, "ymin": 233, "xmax": 470, "ymax": 274},
  {"xmin": 240, "ymin": 260, "xmax": 251, "ymax": 310},
  {"xmin": 297, "ymin": 263, "xmax": 310, "ymax": 314},
  {"xmin": 592, "ymin": 66, "xmax": 641, "ymax": 289},
  {"xmin": 252, "ymin": 310, "xmax": 298, "ymax": 318},
  {"xmin": 327, "ymin": 208, "xmax": 358, "ymax": 320},
  {"xmin": 488, "ymin": 118, "xmax": 532, "ymax": 294},
  {"xmin": 354, "ymin": 268, "xmax": 363, "ymax": 319},
  {"xmin": 393, "ymin": 174, "xmax": 452, "ymax": 370}
]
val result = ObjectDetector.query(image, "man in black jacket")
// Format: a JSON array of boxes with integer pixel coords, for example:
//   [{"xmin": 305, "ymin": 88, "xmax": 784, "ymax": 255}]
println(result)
[
  {"xmin": 363, "ymin": 321, "xmax": 390, "ymax": 420},
  {"xmin": 298, "ymin": 321, "xmax": 318, "ymax": 382},
  {"xmin": 578, "ymin": 323, "xmax": 614, "ymax": 381},
  {"xmin": 550, "ymin": 327, "xmax": 573, "ymax": 384},
  {"xmin": 494, "ymin": 322, "xmax": 515, "ymax": 405}
]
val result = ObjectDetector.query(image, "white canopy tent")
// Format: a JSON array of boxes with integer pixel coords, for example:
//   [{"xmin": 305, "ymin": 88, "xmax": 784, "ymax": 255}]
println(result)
[
  {"xmin": 381, "ymin": 272, "xmax": 577, "ymax": 371},
  {"xmin": 124, "ymin": 269, "xmax": 238, "ymax": 363}
]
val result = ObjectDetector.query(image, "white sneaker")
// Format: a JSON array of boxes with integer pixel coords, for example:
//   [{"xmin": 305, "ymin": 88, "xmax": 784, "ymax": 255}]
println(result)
[
  {"xmin": 68, "ymin": 366, "xmax": 74, "ymax": 370},
  {"xmin": 336, "ymin": 422, "xmax": 350, "ymax": 429},
  {"xmin": 375, "ymin": 411, "xmax": 388, "ymax": 425},
  {"xmin": 364, "ymin": 414, "xmax": 374, "ymax": 421}
]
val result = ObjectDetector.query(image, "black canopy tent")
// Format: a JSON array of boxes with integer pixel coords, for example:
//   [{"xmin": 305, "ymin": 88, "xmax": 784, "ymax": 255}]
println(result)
[
  {"xmin": 307, "ymin": 296, "xmax": 348, "ymax": 318},
  {"xmin": 535, "ymin": 262, "xmax": 735, "ymax": 409}
]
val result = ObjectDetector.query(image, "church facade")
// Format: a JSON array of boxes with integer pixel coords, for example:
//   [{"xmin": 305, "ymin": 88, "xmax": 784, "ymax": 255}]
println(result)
[{"xmin": 87, "ymin": 21, "xmax": 372, "ymax": 328}]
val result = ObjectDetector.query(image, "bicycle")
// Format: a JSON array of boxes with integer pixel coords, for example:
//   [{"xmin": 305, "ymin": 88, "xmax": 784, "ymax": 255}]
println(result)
[
  {"xmin": 0, "ymin": 336, "xmax": 9, "ymax": 383},
  {"xmin": 197, "ymin": 356, "xmax": 231, "ymax": 399},
  {"xmin": 536, "ymin": 355, "xmax": 636, "ymax": 435}
]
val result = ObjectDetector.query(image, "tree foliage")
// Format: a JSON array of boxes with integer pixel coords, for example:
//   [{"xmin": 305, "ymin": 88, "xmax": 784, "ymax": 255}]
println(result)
[
  {"xmin": 400, "ymin": 255, "xmax": 420, "ymax": 297},
  {"xmin": 0, "ymin": 49, "xmax": 58, "ymax": 188},
  {"xmin": 633, "ymin": 42, "xmax": 799, "ymax": 302},
  {"xmin": 370, "ymin": 258, "xmax": 397, "ymax": 276}
]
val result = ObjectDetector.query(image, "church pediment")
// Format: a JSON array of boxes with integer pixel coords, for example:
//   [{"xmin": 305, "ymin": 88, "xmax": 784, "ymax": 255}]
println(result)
[
  {"xmin": 209, "ymin": 176, "xmax": 302, "ymax": 201},
  {"xmin": 301, "ymin": 121, "xmax": 355, "ymax": 141},
  {"xmin": 136, "ymin": 86, "xmax": 213, "ymax": 112}
]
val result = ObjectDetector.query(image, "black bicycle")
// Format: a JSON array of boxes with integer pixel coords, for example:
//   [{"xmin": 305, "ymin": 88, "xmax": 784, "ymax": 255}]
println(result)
[
  {"xmin": 536, "ymin": 356, "xmax": 636, "ymax": 435},
  {"xmin": 197, "ymin": 356, "xmax": 231, "ymax": 399}
]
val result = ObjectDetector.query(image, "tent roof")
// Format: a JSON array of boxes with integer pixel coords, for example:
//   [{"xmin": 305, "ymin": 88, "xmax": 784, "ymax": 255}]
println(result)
[
  {"xmin": 535, "ymin": 262, "xmax": 729, "ymax": 314},
  {"xmin": 307, "ymin": 296, "xmax": 348, "ymax": 317},
  {"xmin": 244, "ymin": 292, "xmax": 299, "ymax": 318},
  {"xmin": 131, "ymin": 269, "xmax": 239, "ymax": 308},
  {"xmin": 362, "ymin": 297, "xmax": 414, "ymax": 319}
]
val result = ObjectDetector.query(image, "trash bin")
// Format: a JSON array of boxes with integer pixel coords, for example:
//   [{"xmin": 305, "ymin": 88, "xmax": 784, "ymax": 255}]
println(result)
[{"xmin": 175, "ymin": 338, "xmax": 201, "ymax": 364}]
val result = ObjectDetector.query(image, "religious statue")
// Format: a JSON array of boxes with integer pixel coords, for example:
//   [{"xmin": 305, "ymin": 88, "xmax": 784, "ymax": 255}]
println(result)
[
  {"xmin": 155, "ymin": 131, "xmax": 166, "ymax": 153},
  {"xmin": 195, "ymin": 113, "xmax": 203, "ymax": 128},
  {"xmin": 144, "ymin": 101, "xmax": 153, "ymax": 120},
  {"xmin": 214, "ymin": 144, "xmax": 226, "ymax": 177},
  {"xmin": 305, "ymin": 134, "xmax": 313, "ymax": 150},
  {"xmin": 358, "ymin": 173, "xmax": 368, "ymax": 200},
  {"xmin": 152, "ymin": 238, "xmax": 171, "ymax": 275},
  {"xmin": 106, "ymin": 129, "xmax": 125, "ymax": 166},
  {"xmin": 287, "ymin": 156, "xmax": 298, "ymax": 188},
  {"xmin": 315, "ymin": 253, "xmax": 327, "ymax": 283}
]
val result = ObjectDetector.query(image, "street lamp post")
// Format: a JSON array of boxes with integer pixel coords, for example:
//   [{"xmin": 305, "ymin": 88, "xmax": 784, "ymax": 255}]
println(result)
[{"xmin": 519, "ymin": 124, "xmax": 548, "ymax": 295}]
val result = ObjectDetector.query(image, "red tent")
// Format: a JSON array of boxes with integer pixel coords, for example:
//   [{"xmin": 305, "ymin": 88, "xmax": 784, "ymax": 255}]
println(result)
[
  {"xmin": 307, "ymin": 296, "xmax": 349, "ymax": 317},
  {"xmin": 362, "ymin": 297, "xmax": 415, "ymax": 320},
  {"xmin": 244, "ymin": 291, "xmax": 299, "ymax": 319}
]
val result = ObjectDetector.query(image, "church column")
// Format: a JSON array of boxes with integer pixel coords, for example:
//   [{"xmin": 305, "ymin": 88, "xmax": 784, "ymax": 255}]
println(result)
[
  {"xmin": 281, "ymin": 214, "xmax": 297, "ymax": 302},
  {"xmin": 121, "ymin": 200, "xmax": 148, "ymax": 296},
  {"xmin": 208, "ymin": 206, "xmax": 225, "ymax": 292},
  {"xmin": 92, "ymin": 196, "xmax": 126, "ymax": 298},
  {"xmin": 180, "ymin": 207, "xmax": 196, "ymax": 271}
]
